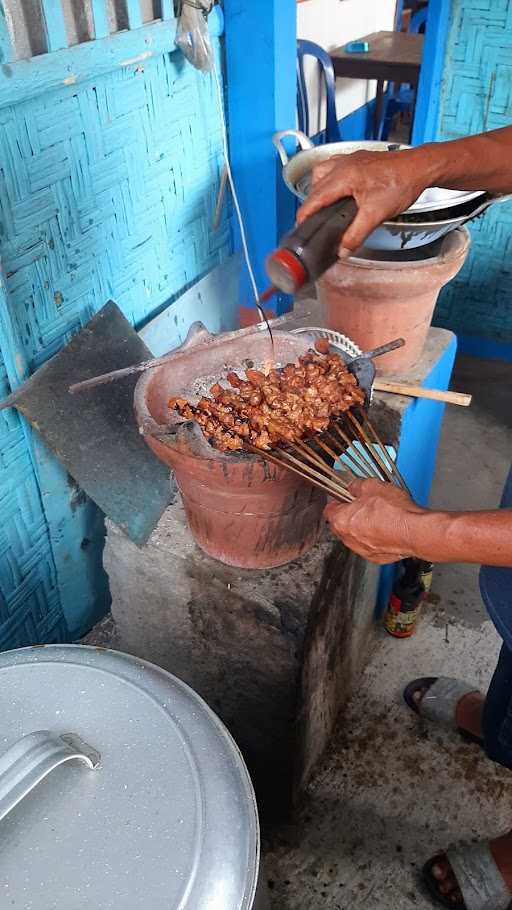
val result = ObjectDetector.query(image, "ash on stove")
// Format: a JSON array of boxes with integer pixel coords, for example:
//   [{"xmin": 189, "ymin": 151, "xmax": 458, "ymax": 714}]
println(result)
[{"xmin": 189, "ymin": 359, "xmax": 285, "ymax": 401}]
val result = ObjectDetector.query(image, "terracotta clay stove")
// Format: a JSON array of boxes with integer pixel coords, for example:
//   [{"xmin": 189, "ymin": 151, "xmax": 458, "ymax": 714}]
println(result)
[
  {"xmin": 317, "ymin": 228, "xmax": 470, "ymax": 373},
  {"xmin": 135, "ymin": 325, "xmax": 337, "ymax": 570}
]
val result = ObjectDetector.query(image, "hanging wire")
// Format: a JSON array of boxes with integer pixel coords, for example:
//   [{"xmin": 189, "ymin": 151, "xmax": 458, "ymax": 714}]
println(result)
[{"xmin": 212, "ymin": 61, "xmax": 269, "ymax": 324}]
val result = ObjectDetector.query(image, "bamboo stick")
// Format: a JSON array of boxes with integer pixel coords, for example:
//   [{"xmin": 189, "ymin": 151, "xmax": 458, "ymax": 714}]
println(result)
[
  {"xmin": 345, "ymin": 411, "xmax": 399, "ymax": 487},
  {"xmin": 358, "ymin": 410, "xmax": 411, "ymax": 495},
  {"xmin": 324, "ymin": 429, "xmax": 375, "ymax": 479},
  {"xmin": 278, "ymin": 449, "xmax": 355, "ymax": 501},
  {"xmin": 246, "ymin": 445, "xmax": 352, "ymax": 504},
  {"xmin": 373, "ymin": 380, "xmax": 472, "ymax": 407},
  {"xmin": 332, "ymin": 422, "xmax": 385, "ymax": 481}
]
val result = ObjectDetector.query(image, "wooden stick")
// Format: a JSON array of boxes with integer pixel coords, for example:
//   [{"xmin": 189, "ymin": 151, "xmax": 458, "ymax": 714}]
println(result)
[
  {"xmin": 318, "ymin": 433, "xmax": 372, "ymax": 481},
  {"xmin": 279, "ymin": 449, "xmax": 354, "ymax": 501},
  {"xmin": 373, "ymin": 380, "xmax": 472, "ymax": 407},
  {"xmin": 292, "ymin": 440, "xmax": 336, "ymax": 477},
  {"xmin": 331, "ymin": 423, "xmax": 385, "ymax": 481},
  {"xmin": 359, "ymin": 410, "xmax": 411, "ymax": 493},
  {"xmin": 326, "ymin": 428, "xmax": 377, "ymax": 479},
  {"xmin": 346, "ymin": 411, "xmax": 399, "ymax": 488},
  {"xmin": 315, "ymin": 436, "xmax": 344, "ymax": 464},
  {"xmin": 323, "ymin": 429, "xmax": 374, "ymax": 479},
  {"xmin": 246, "ymin": 445, "xmax": 352, "ymax": 505},
  {"xmin": 67, "ymin": 314, "xmax": 296, "ymax": 396},
  {"xmin": 356, "ymin": 410, "xmax": 411, "ymax": 496},
  {"xmin": 292, "ymin": 440, "xmax": 346, "ymax": 486}
]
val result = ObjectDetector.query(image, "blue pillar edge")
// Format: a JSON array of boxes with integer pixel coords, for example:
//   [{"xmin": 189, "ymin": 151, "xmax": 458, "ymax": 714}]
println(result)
[
  {"xmin": 412, "ymin": 0, "xmax": 452, "ymax": 145},
  {"xmin": 376, "ymin": 336, "xmax": 458, "ymax": 614},
  {"xmin": 223, "ymin": 0, "xmax": 297, "ymax": 316}
]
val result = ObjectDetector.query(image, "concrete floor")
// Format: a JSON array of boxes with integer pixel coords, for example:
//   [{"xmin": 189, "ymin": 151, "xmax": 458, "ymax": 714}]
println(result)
[
  {"xmin": 263, "ymin": 353, "xmax": 512, "ymax": 909},
  {"xmin": 82, "ymin": 352, "xmax": 512, "ymax": 910}
]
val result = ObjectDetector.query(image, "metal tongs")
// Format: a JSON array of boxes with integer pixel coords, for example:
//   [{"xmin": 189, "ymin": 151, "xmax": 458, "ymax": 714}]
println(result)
[{"xmin": 67, "ymin": 314, "xmax": 302, "ymax": 396}]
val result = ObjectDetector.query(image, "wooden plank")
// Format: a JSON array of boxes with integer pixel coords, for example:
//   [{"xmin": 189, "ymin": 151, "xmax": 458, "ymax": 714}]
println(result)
[
  {"xmin": 0, "ymin": 19, "xmax": 177, "ymax": 110},
  {"xmin": 0, "ymin": 2, "xmax": 13, "ymax": 65},
  {"xmin": 41, "ymin": 0, "xmax": 69, "ymax": 52},
  {"xmin": 126, "ymin": 0, "xmax": 143, "ymax": 30},
  {"xmin": 91, "ymin": 0, "xmax": 110, "ymax": 39}
]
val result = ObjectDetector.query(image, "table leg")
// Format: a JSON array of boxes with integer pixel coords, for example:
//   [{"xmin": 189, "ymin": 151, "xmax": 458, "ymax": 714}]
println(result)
[{"xmin": 373, "ymin": 79, "xmax": 385, "ymax": 140}]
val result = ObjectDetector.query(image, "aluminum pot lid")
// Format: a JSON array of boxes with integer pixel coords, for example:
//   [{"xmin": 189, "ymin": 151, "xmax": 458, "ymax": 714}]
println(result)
[{"xmin": 0, "ymin": 645, "xmax": 260, "ymax": 909}]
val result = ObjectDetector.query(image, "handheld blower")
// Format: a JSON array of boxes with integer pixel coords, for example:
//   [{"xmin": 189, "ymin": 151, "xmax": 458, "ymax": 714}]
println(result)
[{"xmin": 265, "ymin": 197, "xmax": 358, "ymax": 297}]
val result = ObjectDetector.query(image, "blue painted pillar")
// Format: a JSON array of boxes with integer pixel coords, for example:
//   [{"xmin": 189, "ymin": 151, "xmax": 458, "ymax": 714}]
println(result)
[
  {"xmin": 223, "ymin": 0, "xmax": 297, "ymax": 316},
  {"xmin": 412, "ymin": 0, "xmax": 452, "ymax": 144},
  {"xmin": 377, "ymin": 336, "xmax": 457, "ymax": 613}
]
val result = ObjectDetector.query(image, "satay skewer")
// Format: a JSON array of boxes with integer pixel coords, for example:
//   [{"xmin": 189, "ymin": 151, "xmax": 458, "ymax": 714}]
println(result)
[
  {"xmin": 277, "ymin": 448, "xmax": 355, "ymax": 502},
  {"xmin": 357, "ymin": 410, "xmax": 411, "ymax": 495},
  {"xmin": 245, "ymin": 445, "xmax": 353, "ymax": 504},
  {"xmin": 344, "ymin": 411, "xmax": 399, "ymax": 487},
  {"xmin": 331, "ymin": 423, "xmax": 385, "ymax": 481}
]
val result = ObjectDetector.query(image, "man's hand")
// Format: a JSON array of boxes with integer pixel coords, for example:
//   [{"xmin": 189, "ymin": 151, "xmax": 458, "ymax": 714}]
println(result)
[
  {"xmin": 296, "ymin": 128, "xmax": 512, "ymax": 255},
  {"xmin": 325, "ymin": 478, "xmax": 425, "ymax": 565},
  {"xmin": 297, "ymin": 149, "xmax": 427, "ymax": 255}
]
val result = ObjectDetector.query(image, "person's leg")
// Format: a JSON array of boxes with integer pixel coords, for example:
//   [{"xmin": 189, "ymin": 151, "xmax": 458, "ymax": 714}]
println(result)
[
  {"xmin": 482, "ymin": 641, "xmax": 512, "ymax": 769},
  {"xmin": 411, "ymin": 682, "xmax": 484, "ymax": 739},
  {"xmin": 411, "ymin": 643, "xmax": 512, "ymax": 748},
  {"xmin": 427, "ymin": 643, "xmax": 512, "ymax": 905}
]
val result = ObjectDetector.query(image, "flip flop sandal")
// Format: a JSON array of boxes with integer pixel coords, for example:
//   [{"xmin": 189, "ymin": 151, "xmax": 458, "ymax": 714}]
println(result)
[
  {"xmin": 403, "ymin": 676, "xmax": 484, "ymax": 746},
  {"xmin": 423, "ymin": 844, "xmax": 512, "ymax": 910}
]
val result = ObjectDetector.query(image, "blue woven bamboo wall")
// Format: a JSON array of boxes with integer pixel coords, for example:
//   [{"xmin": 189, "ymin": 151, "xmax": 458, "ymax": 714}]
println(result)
[
  {"xmin": 0, "ymin": 21, "xmax": 231, "ymax": 647},
  {"xmin": 433, "ymin": 0, "xmax": 512, "ymax": 344}
]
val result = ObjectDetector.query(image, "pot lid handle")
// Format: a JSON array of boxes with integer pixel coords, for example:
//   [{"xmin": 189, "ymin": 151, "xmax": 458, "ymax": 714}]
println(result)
[
  {"xmin": 0, "ymin": 731, "xmax": 100, "ymax": 824},
  {"xmin": 272, "ymin": 130, "xmax": 314, "ymax": 166}
]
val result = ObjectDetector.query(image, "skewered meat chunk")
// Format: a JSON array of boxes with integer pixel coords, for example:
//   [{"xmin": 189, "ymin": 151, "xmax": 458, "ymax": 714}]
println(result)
[{"xmin": 168, "ymin": 348, "xmax": 365, "ymax": 453}]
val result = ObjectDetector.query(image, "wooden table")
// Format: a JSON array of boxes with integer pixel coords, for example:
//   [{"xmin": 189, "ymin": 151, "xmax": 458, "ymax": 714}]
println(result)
[{"xmin": 330, "ymin": 31, "xmax": 424, "ymax": 140}]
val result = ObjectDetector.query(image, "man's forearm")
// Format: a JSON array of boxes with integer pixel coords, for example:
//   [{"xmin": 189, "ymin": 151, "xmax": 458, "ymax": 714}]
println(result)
[
  {"xmin": 409, "ymin": 509, "xmax": 512, "ymax": 566},
  {"xmin": 408, "ymin": 127, "xmax": 512, "ymax": 195}
]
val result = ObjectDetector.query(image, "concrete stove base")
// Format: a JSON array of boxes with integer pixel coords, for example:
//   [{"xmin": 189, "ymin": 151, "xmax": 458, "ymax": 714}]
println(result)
[
  {"xmin": 104, "ymin": 498, "xmax": 379, "ymax": 811},
  {"xmin": 104, "ymin": 319, "xmax": 457, "ymax": 814}
]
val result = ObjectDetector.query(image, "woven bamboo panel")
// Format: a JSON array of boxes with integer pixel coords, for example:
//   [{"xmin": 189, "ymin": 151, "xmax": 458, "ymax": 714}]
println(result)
[
  {"xmin": 0, "ymin": 42, "xmax": 231, "ymax": 647},
  {"xmin": 434, "ymin": 0, "xmax": 512, "ymax": 343}
]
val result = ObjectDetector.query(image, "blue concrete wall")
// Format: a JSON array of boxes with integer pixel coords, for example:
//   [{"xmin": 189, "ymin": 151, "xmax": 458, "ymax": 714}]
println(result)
[
  {"xmin": 0, "ymin": 28, "xmax": 231, "ymax": 646},
  {"xmin": 432, "ymin": 0, "xmax": 512, "ymax": 349},
  {"xmin": 377, "ymin": 334, "xmax": 458, "ymax": 614}
]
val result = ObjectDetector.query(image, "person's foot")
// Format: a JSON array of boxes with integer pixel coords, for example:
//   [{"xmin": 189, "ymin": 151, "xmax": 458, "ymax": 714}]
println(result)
[
  {"xmin": 412, "ymin": 686, "xmax": 484, "ymax": 740},
  {"xmin": 429, "ymin": 832, "xmax": 512, "ymax": 906}
]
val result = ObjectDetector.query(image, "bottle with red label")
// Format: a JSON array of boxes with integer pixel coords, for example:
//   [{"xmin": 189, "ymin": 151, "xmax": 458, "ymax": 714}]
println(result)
[{"xmin": 384, "ymin": 558, "xmax": 425, "ymax": 638}]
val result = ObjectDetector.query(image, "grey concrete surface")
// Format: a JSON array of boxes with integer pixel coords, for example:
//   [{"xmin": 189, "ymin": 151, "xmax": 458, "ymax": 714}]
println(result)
[
  {"xmin": 83, "ymin": 353, "xmax": 512, "ymax": 909},
  {"xmin": 103, "ymin": 498, "xmax": 381, "ymax": 810}
]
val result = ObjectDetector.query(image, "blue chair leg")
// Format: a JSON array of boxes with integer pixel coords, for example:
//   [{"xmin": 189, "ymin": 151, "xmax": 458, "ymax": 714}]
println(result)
[{"xmin": 380, "ymin": 102, "xmax": 396, "ymax": 141}]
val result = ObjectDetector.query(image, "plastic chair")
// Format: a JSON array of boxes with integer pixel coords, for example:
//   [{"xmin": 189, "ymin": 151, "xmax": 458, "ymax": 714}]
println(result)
[
  {"xmin": 394, "ymin": 0, "xmax": 428, "ymax": 32},
  {"xmin": 297, "ymin": 39, "xmax": 342, "ymax": 144},
  {"xmin": 377, "ymin": 3, "xmax": 428, "ymax": 141}
]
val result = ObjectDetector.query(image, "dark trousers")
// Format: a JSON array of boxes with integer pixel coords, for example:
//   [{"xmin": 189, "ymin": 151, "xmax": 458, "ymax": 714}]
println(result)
[{"xmin": 483, "ymin": 642, "xmax": 512, "ymax": 769}]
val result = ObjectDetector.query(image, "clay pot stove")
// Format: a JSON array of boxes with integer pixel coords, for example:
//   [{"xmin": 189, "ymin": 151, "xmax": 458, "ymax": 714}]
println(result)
[
  {"xmin": 317, "ymin": 228, "xmax": 470, "ymax": 373},
  {"xmin": 135, "ymin": 325, "xmax": 330, "ymax": 569}
]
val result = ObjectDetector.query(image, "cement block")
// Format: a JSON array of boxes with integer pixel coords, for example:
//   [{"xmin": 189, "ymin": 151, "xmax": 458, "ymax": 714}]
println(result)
[
  {"xmin": 104, "ymin": 315, "xmax": 456, "ymax": 812},
  {"xmin": 104, "ymin": 497, "xmax": 379, "ymax": 811}
]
